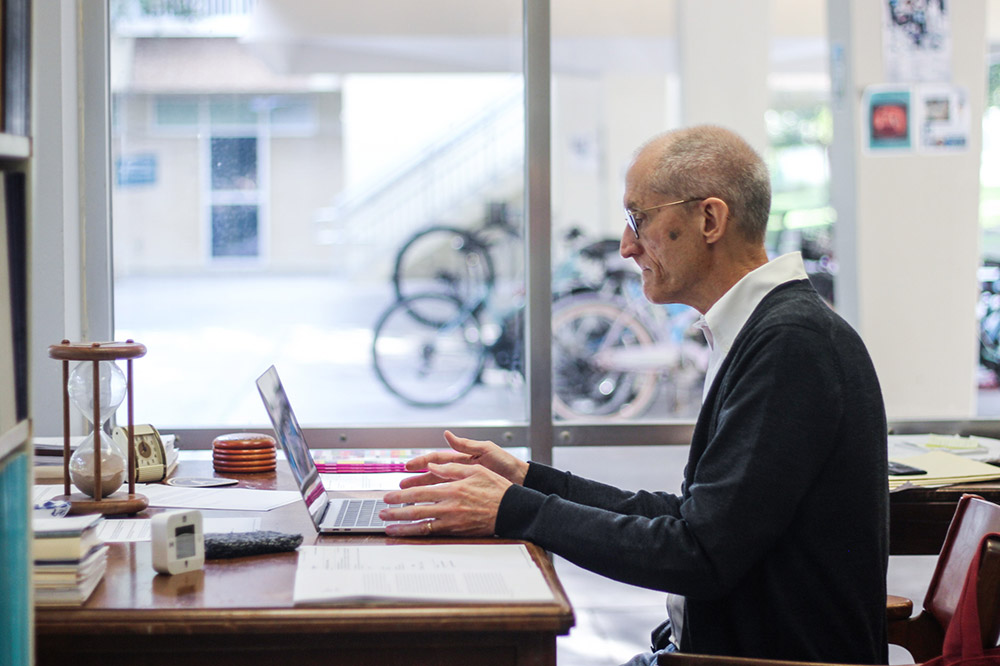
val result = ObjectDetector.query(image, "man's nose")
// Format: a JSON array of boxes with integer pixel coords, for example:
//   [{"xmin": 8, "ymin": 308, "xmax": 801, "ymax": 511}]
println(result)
[{"xmin": 620, "ymin": 227, "xmax": 639, "ymax": 259}]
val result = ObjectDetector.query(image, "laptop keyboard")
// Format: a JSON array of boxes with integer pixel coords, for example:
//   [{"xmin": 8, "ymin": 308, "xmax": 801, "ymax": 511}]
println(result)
[{"xmin": 332, "ymin": 498, "xmax": 392, "ymax": 528}]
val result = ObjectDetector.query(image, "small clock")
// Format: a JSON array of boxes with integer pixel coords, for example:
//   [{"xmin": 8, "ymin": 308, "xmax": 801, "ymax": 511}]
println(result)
[{"xmin": 113, "ymin": 424, "xmax": 167, "ymax": 482}]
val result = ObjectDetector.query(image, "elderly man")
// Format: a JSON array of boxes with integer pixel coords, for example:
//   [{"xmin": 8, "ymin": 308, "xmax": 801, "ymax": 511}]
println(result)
[{"xmin": 381, "ymin": 125, "xmax": 888, "ymax": 664}]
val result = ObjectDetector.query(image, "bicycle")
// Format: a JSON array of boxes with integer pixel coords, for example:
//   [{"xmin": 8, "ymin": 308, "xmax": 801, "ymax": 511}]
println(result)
[
  {"xmin": 550, "ymin": 242, "xmax": 707, "ymax": 419},
  {"xmin": 391, "ymin": 202, "xmax": 521, "ymax": 326},
  {"xmin": 371, "ymin": 291, "xmax": 523, "ymax": 408},
  {"xmin": 372, "ymin": 223, "xmax": 707, "ymax": 419}
]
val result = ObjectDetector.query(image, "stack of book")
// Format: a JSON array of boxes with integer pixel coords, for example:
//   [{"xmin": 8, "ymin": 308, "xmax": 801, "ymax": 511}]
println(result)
[{"xmin": 33, "ymin": 513, "xmax": 108, "ymax": 606}]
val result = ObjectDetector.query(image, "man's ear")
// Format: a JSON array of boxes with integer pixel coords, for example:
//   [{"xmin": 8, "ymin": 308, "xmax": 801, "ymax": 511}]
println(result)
[{"xmin": 700, "ymin": 197, "xmax": 730, "ymax": 245}]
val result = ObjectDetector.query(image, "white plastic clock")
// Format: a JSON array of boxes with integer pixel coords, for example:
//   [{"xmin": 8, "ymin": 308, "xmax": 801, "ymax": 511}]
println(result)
[{"xmin": 151, "ymin": 510, "xmax": 205, "ymax": 575}]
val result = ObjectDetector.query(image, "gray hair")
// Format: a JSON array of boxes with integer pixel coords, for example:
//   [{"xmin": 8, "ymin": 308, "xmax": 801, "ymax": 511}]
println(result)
[{"xmin": 638, "ymin": 125, "xmax": 771, "ymax": 243}]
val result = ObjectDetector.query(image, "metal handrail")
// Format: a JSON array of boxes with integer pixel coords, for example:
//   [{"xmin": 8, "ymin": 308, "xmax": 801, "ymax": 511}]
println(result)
[{"xmin": 315, "ymin": 91, "xmax": 525, "ymax": 277}]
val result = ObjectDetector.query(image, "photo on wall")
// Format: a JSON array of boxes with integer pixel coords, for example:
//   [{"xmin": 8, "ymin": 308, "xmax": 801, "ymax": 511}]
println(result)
[
  {"xmin": 864, "ymin": 87, "xmax": 912, "ymax": 152},
  {"xmin": 862, "ymin": 83, "xmax": 970, "ymax": 155}
]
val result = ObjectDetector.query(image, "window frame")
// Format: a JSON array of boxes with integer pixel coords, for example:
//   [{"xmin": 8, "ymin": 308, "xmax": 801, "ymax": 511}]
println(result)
[{"xmin": 37, "ymin": 1, "xmax": 997, "ymax": 467}]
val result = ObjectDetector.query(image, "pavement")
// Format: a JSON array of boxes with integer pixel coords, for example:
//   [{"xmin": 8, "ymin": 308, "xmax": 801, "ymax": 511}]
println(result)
[{"xmin": 113, "ymin": 273, "xmax": 701, "ymax": 429}]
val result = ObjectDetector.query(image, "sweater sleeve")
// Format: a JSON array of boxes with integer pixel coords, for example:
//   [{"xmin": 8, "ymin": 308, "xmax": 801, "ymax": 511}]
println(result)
[
  {"xmin": 519, "ymin": 460, "xmax": 684, "ymax": 518},
  {"xmin": 494, "ymin": 320, "xmax": 851, "ymax": 597}
]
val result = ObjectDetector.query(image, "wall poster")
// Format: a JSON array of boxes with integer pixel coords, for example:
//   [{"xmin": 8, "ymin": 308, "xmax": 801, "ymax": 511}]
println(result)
[
  {"xmin": 882, "ymin": 0, "xmax": 951, "ymax": 83},
  {"xmin": 862, "ymin": 83, "xmax": 969, "ymax": 155}
]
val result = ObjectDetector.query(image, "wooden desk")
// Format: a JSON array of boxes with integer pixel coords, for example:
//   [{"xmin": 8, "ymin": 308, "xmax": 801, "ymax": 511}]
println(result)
[
  {"xmin": 34, "ymin": 458, "xmax": 575, "ymax": 666},
  {"xmin": 891, "ymin": 481, "xmax": 1000, "ymax": 555}
]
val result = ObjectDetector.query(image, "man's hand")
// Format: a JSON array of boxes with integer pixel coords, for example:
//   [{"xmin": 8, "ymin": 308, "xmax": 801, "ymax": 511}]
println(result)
[
  {"xmin": 380, "ymin": 461, "xmax": 512, "ymax": 537},
  {"xmin": 379, "ymin": 430, "xmax": 529, "ymax": 537},
  {"xmin": 398, "ymin": 430, "xmax": 529, "ymax": 490}
]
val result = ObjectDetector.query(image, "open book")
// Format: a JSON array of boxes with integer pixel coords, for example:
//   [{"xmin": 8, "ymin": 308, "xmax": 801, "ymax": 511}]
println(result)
[{"xmin": 293, "ymin": 543, "xmax": 555, "ymax": 605}]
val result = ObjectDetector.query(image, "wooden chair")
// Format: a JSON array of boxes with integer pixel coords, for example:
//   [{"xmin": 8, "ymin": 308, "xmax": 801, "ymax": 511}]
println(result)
[
  {"xmin": 888, "ymin": 494, "xmax": 1000, "ymax": 662},
  {"xmin": 659, "ymin": 494, "xmax": 1000, "ymax": 666}
]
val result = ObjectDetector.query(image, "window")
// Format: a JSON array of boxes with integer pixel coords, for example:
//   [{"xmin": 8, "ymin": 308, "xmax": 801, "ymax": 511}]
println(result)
[
  {"xmin": 211, "ymin": 204, "xmax": 258, "ymax": 257},
  {"xmin": 209, "ymin": 136, "xmax": 260, "ymax": 258},
  {"xmin": 105, "ymin": 0, "xmax": 843, "ymax": 448},
  {"xmin": 42, "ymin": 1, "xmax": 986, "ymax": 459},
  {"xmin": 109, "ymin": 0, "xmax": 533, "ymax": 437}
]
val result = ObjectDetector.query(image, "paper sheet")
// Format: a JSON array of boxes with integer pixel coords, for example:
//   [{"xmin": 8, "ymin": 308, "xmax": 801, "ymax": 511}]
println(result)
[
  {"xmin": 293, "ymin": 543, "xmax": 555, "ymax": 605},
  {"xmin": 135, "ymin": 483, "xmax": 300, "ymax": 511},
  {"xmin": 888, "ymin": 450, "xmax": 1000, "ymax": 491},
  {"xmin": 97, "ymin": 516, "xmax": 261, "ymax": 542},
  {"xmin": 889, "ymin": 433, "xmax": 1000, "ymax": 463},
  {"xmin": 34, "ymin": 483, "xmax": 300, "ymax": 512}
]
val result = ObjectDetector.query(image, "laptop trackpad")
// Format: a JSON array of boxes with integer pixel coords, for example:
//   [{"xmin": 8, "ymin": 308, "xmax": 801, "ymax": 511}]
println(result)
[{"xmin": 324, "ymin": 498, "xmax": 393, "ymax": 529}]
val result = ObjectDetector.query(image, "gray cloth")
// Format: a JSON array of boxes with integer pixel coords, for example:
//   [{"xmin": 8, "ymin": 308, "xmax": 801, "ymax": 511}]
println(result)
[
  {"xmin": 496, "ymin": 280, "xmax": 888, "ymax": 663},
  {"xmin": 203, "ymin": 530, "xmax": 303, "ymax": 559}
]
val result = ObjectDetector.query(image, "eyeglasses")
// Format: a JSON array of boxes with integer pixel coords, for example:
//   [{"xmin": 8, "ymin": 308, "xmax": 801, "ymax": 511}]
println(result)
[{"xmin": 624, "ymin": 198, "xmax": 704, "ymax": 239}]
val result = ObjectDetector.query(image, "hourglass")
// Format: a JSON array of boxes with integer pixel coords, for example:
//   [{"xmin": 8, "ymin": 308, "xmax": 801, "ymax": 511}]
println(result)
[{"xmin": 48, "ymin": 340, "xmax": 149, "ymax": 515}]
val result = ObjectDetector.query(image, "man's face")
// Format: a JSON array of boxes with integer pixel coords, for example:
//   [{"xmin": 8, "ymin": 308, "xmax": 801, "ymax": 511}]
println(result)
[{"xmin": 619, "ymin": 154, "xmax": 707, "ymax": 308}]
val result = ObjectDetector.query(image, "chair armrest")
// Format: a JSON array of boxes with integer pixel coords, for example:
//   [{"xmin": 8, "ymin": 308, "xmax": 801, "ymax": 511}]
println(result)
[{"xmin": 887, "ymin": 594, "xmax": 914, "ymax": 621}]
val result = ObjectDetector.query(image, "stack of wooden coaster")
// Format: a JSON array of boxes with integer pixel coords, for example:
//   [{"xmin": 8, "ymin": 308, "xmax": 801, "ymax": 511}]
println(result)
[{"xmin": 212, "ymin": 433, "xmax": 277, "ymax": 474}]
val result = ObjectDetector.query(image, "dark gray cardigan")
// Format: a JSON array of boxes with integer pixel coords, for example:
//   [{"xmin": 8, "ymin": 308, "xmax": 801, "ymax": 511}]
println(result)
[{"xmin": 496, "ymin": 280, "xmax": 889, "ymax": 663}]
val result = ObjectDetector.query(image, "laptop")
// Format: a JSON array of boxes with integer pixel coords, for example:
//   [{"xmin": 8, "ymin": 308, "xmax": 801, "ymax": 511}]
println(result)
[{"xmin": 256, "ymin": 365, "xmax": 401, "ymax": 533}]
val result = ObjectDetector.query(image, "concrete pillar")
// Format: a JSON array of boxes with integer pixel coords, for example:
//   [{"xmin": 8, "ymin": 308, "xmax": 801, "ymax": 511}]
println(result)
[{"xmin": 828, "ymin": 1, "xmax": 986, "ymax": 419}]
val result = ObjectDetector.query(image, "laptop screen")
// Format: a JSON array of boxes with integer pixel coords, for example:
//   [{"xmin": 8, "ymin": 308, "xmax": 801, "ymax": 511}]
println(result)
[{"xmin": 255, "ymin": 365, "xmax": 329, "ymax": 527}]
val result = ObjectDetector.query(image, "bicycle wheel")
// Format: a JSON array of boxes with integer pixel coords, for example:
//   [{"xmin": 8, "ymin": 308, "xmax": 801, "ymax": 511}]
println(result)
[
  {"xmin": 551, "ymin": 293, "xmax": 659, "ymax": 419},
  {"xmin": 372, "ymin": 293, "xmax": 487, "ymax": 407},
  {"xmin": 392, "ymin": 226, "xmax": 495, "ymax": 325}
]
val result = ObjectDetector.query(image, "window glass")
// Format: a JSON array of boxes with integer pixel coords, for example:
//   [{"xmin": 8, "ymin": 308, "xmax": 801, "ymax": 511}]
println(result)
[
  {"xmin": 545, "ymin": 3, "xmax": 836, "ymax": 422},
  {"xmin": 111, "ymin": 1, "xmax": 837, "ymax": 430},
  {"xmin": 978, "ymin": 59, "xmax": 1000, "ymax": 413},
  {"xmin": 154, "ymin": 97, "xmax": 199, "ymax": 127},
  {"xmin": 546, "ymin": 6, "xmax": 707, "ymax": 422},
  {"xmin": 210, "ymin": 137, "xmax": 257, "ymax": 191},
  {"xmin": 211, "ymin": 205, "xmax": 259, "ymax": 257},
  {"xmin": 765, "ymin": 90, "xmax": 835, "ymax": 305},
  {"xmin": 269, "ymin": 96, "xmax": 315, "ymax": 132},
  {"xmin": 210, "ymin": 98, "xmax": 258, "ymax": 126},
  {"xmin": 110, "ymin": 0, "xmax": 526, "ymax": 429}
]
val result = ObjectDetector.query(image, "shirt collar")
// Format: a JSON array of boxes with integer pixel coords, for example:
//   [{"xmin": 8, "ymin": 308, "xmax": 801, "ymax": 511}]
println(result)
[{"xmin": 699, "ymin": 252, "xmax": 809, "ymax": 355}]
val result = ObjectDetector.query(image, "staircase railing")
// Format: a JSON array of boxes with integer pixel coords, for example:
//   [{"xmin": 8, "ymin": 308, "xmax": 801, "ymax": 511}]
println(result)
[{"xmin": 315, "ymin": 91, "xmax": 524, "ymax": 278}]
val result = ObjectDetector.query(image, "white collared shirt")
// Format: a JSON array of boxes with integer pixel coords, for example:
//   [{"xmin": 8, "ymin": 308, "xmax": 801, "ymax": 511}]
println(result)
[
  {"xmin": 666, "ymin": 251, "xmax": 809, "ymax": 649},
  {"xmin": 697, "ymin": 252, "xmax": 809, "ymax": 400}
]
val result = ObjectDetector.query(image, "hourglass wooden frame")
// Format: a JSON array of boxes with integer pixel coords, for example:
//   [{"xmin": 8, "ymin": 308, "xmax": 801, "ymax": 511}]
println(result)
[{"xmin": 48, "ymin": 340, "xmax": 149, "ymax": 515}]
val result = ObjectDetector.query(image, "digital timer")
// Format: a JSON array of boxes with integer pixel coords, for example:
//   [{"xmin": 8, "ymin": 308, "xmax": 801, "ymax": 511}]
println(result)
[{"xmin": 151, "ymin": 510, "xmax": 205, "ymax": 575}]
